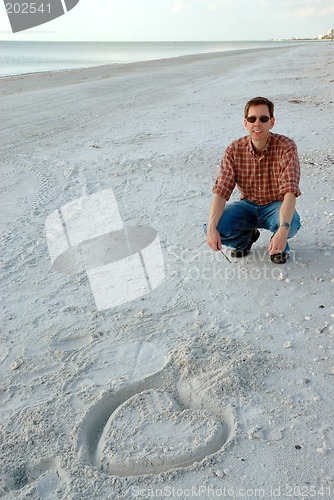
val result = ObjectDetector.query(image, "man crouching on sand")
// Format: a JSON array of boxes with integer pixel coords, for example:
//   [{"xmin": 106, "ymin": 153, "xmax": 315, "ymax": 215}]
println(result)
[{"xmin": 206, "ymin": 96, "xmax": 301, "ymax": 264}]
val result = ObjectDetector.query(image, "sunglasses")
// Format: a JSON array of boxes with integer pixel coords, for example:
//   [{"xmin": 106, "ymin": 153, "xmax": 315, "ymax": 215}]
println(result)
[{"xmin": 246, "ymin": 115, "xmax": 271, "ymax": 123}]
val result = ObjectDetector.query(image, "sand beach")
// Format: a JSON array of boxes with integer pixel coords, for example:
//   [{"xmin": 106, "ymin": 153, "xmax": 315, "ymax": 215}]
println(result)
[{"xmin": 1, "ymin": 42, "xmax": 334, "ymax": 499}]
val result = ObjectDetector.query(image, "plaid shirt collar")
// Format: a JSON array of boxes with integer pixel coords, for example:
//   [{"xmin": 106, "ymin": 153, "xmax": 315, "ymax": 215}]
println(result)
[{"xmin": 249, "ymin": 133, "xmax": 272, "ymax": 156}]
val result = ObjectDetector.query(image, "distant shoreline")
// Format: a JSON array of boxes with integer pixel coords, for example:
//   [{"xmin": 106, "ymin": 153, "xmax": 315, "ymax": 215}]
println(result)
[
  {"xmin": 290, "ymin": 37, "xmax": 333, "ymax": 41},
  {"xmin": 0, "ymin": 39, "xmax": 302, "ymax": 78},
  {"xmin": 0, "ymin": 44, "xmax": 299, "ymax": 94}
]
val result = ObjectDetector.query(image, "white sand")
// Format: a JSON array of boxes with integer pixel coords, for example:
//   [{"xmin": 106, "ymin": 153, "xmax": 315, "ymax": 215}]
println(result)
[{"xmin": 1, "ymin": 42, "xmax": 334, "ymax": 499}]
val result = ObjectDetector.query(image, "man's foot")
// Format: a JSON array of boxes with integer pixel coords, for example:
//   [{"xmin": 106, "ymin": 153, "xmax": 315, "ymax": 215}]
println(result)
[
  {"xmin": 271, "ymin": 252, "xmax": 289, "ymax": 264},
  {"xmin": 230, "ymin": 229, "xmax": 260, "ymax": 258}
]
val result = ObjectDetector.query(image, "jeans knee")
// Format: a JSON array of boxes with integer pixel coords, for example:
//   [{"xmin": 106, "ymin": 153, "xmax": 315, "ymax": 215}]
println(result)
[{"xmin": 289, "ymin": 212, "xmax": 301, "ymax": 237}]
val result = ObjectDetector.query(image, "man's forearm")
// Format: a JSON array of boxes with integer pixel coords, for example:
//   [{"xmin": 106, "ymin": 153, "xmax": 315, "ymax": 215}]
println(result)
[
  {"xmin": 279, "ymin": 192, "xmax": 296, "ymax": 225},
  {"xmin": 207, "ymin": 194, "xmax": 226, "ymax": 251},
  {"xmin": 269, "ymin": 193, "xmax": 297, "ymax": 255},
  {"xmin": 208, "ymin": 194, "xmax": 226, "ymax": 230}
]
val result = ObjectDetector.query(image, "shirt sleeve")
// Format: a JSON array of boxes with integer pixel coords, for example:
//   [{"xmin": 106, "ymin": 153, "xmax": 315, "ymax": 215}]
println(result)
[
  {"xmin": 212, "ymin": 145, "xmax": 236, "ymax": 200},
  {"xmin": 279, "ymin": 140, "xmax": 301, "ymax": 199}
]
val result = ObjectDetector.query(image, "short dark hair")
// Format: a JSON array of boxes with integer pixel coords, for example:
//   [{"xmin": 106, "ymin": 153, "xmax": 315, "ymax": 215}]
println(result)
[{"xmin": 244, "ymin": 97, "xmax": 274, "ymax": 118}]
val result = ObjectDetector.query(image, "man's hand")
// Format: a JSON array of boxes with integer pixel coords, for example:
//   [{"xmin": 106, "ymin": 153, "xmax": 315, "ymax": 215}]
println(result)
[
  {"xmin": 269, "ymin": 227, "xmax": 288, "ymax": 255},
  {"xmin": 207, "ymin": 227, "xmax": 222, "ymax": 251}
]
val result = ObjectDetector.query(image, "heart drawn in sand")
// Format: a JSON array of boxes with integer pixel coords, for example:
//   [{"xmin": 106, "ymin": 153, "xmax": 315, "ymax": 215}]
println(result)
[{"xmin": 95, "ymin": 389, "xmax": 227, "ymax": 476}]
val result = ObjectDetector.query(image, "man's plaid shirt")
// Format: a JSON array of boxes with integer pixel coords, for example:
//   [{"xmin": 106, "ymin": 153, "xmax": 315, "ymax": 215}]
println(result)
[{"xmin": 213, "ymin": 133, "xmax": 301, "ymax": 205}]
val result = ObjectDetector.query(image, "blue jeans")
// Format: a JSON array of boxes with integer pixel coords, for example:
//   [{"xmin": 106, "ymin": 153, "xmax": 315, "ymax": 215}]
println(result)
[{"xmin": 207, "ymin": 199, "xmax": 301, "ymax": 252}]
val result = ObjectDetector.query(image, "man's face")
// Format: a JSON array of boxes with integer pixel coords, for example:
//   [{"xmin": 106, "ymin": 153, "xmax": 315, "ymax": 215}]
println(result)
[{"xmin": 244, "ymin": 104, "xmax": 275, "ymax": 142}]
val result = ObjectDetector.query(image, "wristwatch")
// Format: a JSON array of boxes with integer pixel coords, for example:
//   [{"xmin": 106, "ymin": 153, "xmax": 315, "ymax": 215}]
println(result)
[{"xmin": 280, "ymin": 222, "xmax": 290, "ymax": 230}]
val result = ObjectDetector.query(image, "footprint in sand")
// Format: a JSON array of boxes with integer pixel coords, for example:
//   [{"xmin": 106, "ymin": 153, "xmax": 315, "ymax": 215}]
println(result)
[
  {"xmin": 3, "ymin": 458, "xmax": 67, "ymax": 498},
  {"xmin": 49, "ymin": 333, "xmax": 93, "ymax": 352}
]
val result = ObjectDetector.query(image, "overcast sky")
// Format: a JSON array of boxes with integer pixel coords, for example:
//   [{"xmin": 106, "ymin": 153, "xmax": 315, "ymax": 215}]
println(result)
[{"xmin": 0, "ymin": 0, "xmax": 333, "ymax": 41}]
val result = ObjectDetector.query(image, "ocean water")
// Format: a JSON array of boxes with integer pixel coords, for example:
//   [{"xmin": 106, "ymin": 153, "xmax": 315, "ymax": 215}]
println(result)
[{"xmin": 0, "ymin": 40, "xmax": 295, "ymax": 77}]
